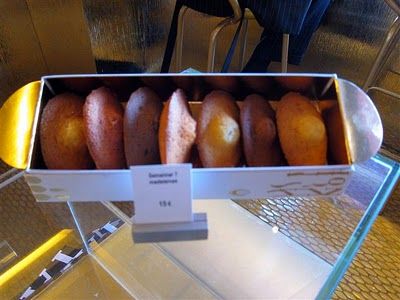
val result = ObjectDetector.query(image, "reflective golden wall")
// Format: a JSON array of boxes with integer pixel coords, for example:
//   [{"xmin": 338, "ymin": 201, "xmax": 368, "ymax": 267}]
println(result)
[{"xmin": 0, "ymin": 0, "xmax": 95, "ymax": 104}]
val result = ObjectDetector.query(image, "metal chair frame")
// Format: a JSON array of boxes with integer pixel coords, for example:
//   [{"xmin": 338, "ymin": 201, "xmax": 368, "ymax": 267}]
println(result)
[
  {"xmin": 175, "ymin": 2, "xmax": 289, "ymax": 73},
  {"xmin": 363, "ymin": 0, "xmax": 400, "ymax": 93}
]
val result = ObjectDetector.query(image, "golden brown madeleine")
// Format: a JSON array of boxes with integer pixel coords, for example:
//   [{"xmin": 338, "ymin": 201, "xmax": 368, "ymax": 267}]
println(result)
[
  {"xmin": 40, "ymin": 93, "xmax": 93, "ymax": 169},
  {"xmin": 276, "ymin": 92, "xmax": 327, "ymax": 166},
  {"xmin": 275, "ymin": 76, "xmax": 314, "ymax": 92},
  {"xmin": 84, "ymin": 87, "xmax": 126, "ymax": 169},
  {"xmin": 197, "ymin": 90, "xmax": 241, "ymax": 167},
  {"xmin": 241, "ymin": 94, "xmax": 282, "ymax": 166},
  {"xmin": 124, "ymin": 87, "xmax": 163, "ymax": 166},
  {"xmin": 159, "ymin": 89, "xmax": 196, "ymax": 164},
  {"xmin": 323, "ymin": 103, "xmax": 349, "ymax": 164}
]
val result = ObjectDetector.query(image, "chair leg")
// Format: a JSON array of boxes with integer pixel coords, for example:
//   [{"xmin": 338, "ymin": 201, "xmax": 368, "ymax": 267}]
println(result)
[
  {"xmin": 175, "ymin": 6, "xmax": 188, "ymax": 72},
  {"xmin": 207, "ymin": 17, "xmax": 235, "ymax": 72},
  {"xmin": 238, "ymin": 18, "xmax": 248, "ymax": 70},
  {"xmin": 363, "ymin": 16, "xmax": 400, "ymax": 90},
  {"xmin": 281, "ymin": 34, "xmax": 289, "ymax": 73},
  {"xmin": 367, "ymin": 86, "xmax": 400, "ymax": 100}
]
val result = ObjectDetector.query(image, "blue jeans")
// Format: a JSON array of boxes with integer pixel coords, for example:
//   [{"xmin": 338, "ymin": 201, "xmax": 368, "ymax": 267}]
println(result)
[{"xmin": 242, "ymin": 0, "xmax": 331, "ymax": 72}]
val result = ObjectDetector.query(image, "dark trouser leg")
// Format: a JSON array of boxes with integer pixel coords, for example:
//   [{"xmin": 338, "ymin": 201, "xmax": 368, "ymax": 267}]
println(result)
[
  {"xmin": 242, "ymin": 0, "xmax": 331, "ymax": 73},
  {"xmin": 287, "ymin": 0, "xmax": 331, "ymax": 64},
  {"xmin": 241, "ymin": 29, "xmax": 281, "ymax": 72}
]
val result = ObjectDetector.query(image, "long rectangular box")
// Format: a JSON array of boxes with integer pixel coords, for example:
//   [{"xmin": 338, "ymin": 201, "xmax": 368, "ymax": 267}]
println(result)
[{"xmin": 2, "ymin": 73, "xmax": 382, "ymax": 202}]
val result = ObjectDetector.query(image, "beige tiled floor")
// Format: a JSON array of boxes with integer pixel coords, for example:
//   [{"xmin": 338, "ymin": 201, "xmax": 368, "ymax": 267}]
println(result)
[{"xmin": 334, "ymin": 183, "xmax": 400, "ymax": 299}]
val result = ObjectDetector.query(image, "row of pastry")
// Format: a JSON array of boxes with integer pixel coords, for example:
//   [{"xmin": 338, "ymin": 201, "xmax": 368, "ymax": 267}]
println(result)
[{"xmin": 39, "ymin": 81, "xmax": 347, "ymax": 169}]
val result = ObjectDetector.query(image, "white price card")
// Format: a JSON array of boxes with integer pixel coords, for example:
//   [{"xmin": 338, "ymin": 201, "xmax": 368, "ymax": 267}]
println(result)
[{"xmin": 130, "ymin": 164, "xmax": 193, "ymax": 224}]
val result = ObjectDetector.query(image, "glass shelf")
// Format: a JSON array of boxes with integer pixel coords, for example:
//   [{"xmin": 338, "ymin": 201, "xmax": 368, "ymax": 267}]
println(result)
[
  {"xmin": 68, "ymin": 153, "xmax": 399, "ymax": 299},
  {"xmin": 0, "ymin": 153, "xmax": 398, "ymax": 299}
]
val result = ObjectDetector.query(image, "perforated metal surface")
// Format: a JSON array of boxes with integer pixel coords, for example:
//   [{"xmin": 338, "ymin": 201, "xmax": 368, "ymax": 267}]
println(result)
[
  {"xmin": 237, "ymin": 196, "xmax": 360, "ymax": 265},
  {"xmin": 235, "ymin": 187, "xmax": 400, "ymax": 299},
  {"xmin": 235, "ymin": 158, "xmax": 400, "ymax": 299},
  {"xmin": 334, "ymin": 182, "xmax": 400, "ymax": 300},
  {"xmin": 0, "ymin": 161, "xmax": 58, "ymax": 262}
]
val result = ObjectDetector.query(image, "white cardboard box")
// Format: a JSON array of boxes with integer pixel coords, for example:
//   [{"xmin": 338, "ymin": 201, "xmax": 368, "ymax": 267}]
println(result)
[{"xmin": 1, "ymin": 73, "xmax": 383, "ymax": 202}]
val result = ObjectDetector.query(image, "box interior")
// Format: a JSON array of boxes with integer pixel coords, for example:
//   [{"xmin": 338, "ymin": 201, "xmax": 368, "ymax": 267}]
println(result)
[{"xmin": 29, "ymin": 74, "xmax": 348, "ymax": 170}]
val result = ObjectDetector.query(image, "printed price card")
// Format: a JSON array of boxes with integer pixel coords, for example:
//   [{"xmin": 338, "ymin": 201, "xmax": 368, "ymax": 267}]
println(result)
[{"xmin": 130, "ymin": 164, "xmax": 193, "ymax": 224}]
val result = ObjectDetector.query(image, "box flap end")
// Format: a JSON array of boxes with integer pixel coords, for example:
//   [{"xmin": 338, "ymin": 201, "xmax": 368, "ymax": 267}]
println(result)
[
  {"xmin": 0, "ymin": 81, "xmax": 41, "ymax": 169},
  {"xmin": 337, "ymin": 79, "xmax": 383, "ymax": 164}
]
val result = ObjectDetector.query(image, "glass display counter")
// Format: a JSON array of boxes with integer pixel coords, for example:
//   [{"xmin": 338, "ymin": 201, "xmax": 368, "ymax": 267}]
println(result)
[{"xmin": 0, "ymin": 153, "xmax": 398, "ymax": 299}]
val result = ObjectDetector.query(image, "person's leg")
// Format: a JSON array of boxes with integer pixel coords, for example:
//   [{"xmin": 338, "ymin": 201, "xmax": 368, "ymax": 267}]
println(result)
[
  {"xmin": 286, "ymin": 0, "xmax": 331, "ymax": 65},
  {"xmin": 242, "ymin": 28, "xmax": 281, "ymax": 72},
  {"xmin": 242, "ymin": 0, "xmax": 331, "ymax": 72}
]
